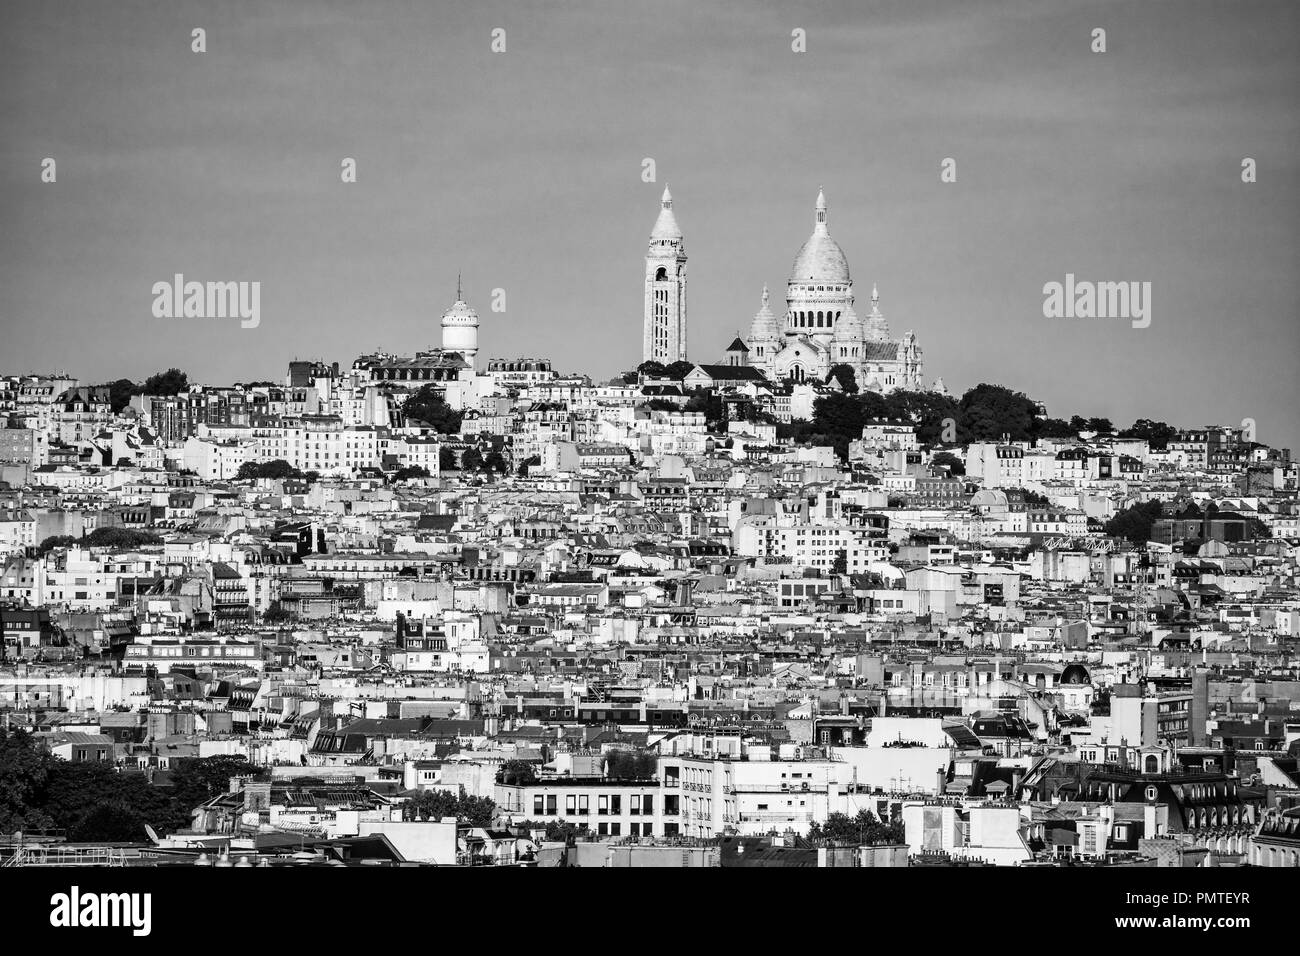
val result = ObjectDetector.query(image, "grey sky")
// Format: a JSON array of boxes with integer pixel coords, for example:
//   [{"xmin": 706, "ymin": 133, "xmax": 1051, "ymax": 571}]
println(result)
[{"xmin": 1, "ymin": 0, "xmax": 1297, "ymax": 448}]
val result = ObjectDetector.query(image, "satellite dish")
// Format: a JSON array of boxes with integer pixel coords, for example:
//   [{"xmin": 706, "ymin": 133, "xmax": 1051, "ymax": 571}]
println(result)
[{"xmin": 144, "ymin": 824, "xmax": 161, "ymax": 845}]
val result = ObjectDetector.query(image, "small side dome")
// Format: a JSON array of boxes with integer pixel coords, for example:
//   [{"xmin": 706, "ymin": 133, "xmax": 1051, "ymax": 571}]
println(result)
[{"xmin": 748, "ymin": 286, "xmax": 781, "ymax": 343}]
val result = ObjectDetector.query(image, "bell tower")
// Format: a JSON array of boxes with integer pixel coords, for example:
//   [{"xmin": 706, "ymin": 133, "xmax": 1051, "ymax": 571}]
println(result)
[{"xmin": 643, "ymin": 186, "xmax": 688, "ymax": 363}]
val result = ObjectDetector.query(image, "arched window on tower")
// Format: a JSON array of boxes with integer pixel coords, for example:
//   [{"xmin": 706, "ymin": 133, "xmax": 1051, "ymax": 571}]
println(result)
[{"xmin": 655, "ymin": 267, "xmax": 668, "ymax": 281}]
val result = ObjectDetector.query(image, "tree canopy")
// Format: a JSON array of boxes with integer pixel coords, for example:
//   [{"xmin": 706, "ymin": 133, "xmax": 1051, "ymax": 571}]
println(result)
[
  {"xmin": 1104, "ymin": 500, "xmax": 1164, "ymax": 545},
  {"xmin": 142, "ymin": 368, "xmax": 189, "ymax": 396},
  {"xmin": 392, "ymin": 465, "xmax": 431, "ymax": 482},
  {"xmin": 806, "ymin": 810, "xmax": 904, "ymax": 846},
  {"xmin": 826, "ymin": 364, "xmax": 859, "ymax": 394},
  {"xmin": 602, "ymin": 750, "xmax": 658, "ymax": 781},
  {"xmin": 402, "ymin": 386, "xmax": 463, "ymax": 434},
  {"xmin": 235, "ymin": 459, "xmax": 305, "ymax": 481},
  {"xmin": 403, "ymin": 789, "xmax": 496, "ymax": 827},
  {"xmin": 930, "ymin": 451, "xmax": 965, "ymax": 476},
  {"xmin": 1118, "ymin": 418, "xmax": 1178, "ymax": 450},
  {"xmin": 0, "ymin": 729, "xmax": 256, "ymax": 841}
]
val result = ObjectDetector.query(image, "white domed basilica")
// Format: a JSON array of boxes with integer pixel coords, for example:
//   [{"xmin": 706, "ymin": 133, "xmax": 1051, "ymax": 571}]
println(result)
[{"xmin": 745, "ymin": 189, "xmax": 925, "ymax": 392}]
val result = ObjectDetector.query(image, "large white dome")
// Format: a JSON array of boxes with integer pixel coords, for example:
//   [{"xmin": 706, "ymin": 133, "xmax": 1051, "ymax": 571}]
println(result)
[{"xmin": 788, "ymin": 189, "xmax": 851, "ymax": 285}]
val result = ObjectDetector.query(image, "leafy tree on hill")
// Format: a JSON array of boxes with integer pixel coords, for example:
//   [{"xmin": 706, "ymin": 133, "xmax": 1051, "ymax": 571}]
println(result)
[
  {"xmin": 393, "ymin": 465, "xmax": 430, "ymax": 482},
  {"xmin": 402, "ymin": 385, "xmax": 463, "ymax": 435},
  {"xmin": 958, "ymin": 383, "xmax": 1038, "ymax": 442},
  {"xmin": 826, "ymin": 364, "xmax": 858, "ymax": 394},
  {"xmin": 235, "ymin": 459, "xmax": 302, "ymax": 481},
  {"xmin": 807, "ymin": 394, "xmax": 863, "ymax": 460},
  {"xmin": 483, "ymin": 450, "xmax": 508, "ymax": 474},
  {"xmin": 439, "ymin": 447, "xmax": 457, "ymax": 470},
  {"xmin": 142, "ymin": 368, "xmax": 189, "ymax": 396},
  {"xmin": 461, "ymin": 448, "xmax": 484, "ymax": 472},
  {"xmin": 636, "ymin": 360, "xmax": 667, "ymax": 378},
  {"xmin": 930, "ymin": 451, "xmax": 965, "ymax": 476},
  {"xmin": 262, "ymin": 601, "xmax": 291, "ymax": 623},
  {"xmin": 1104, "ymin": 500, "xmax": 1164, "ymax": 545},
  {"xmin": 36, "ymin": 535, "xmax": 78, "ymax": 556},
  {"xmin": 104, "ymin": 378, "xmax": 142, "ymax": 413},
  {"xmin": 685, "ymin": 390, "xmax": 725, "ymax": 429},
  {"xmin": 1118, "ymin": 419, "xmax": 1178, "ymax": 450},
  {"xmin": 84, "ymin": 527, "xmax": 162, "ymax": 549},
  {"xmin": 888, "ymin": 390, "xmax": 960, "ymax": 446},
  {"xmin": 1033, "ymin": 417, "xmax": 1078, "ymax": 439}
]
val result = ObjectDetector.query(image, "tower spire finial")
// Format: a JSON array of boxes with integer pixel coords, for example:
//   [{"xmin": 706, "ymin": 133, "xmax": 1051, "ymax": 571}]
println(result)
[{"xmin": 457, "ymin": 271, "xmax": 462, "ymax": 301}]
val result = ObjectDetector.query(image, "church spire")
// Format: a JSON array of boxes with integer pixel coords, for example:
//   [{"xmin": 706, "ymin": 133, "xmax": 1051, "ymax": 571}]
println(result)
[
  {"xmin": 815, "ymin": 187, "xmax": 827, "ymax": 231},
  {"xmin": 457, "ymin": 271, "xmax": 463, "ymax": 302},
  {"xmin": 649, "ymin": 184, "xmax": 683, "ymax": 242}
]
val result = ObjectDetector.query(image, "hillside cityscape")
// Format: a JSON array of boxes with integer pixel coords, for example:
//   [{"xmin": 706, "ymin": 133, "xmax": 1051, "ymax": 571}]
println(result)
[{"xmin": 1, "ymin": 184, "xmax": 1298, "ymax": 872}]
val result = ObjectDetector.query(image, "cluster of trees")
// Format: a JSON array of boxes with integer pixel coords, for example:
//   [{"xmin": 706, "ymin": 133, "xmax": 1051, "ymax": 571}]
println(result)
[
  {"xmin": 36, "ymin": 527, "xmax": 163, "ymax": 556},
  {"xmin": 99, "ymin": 368, "xmax": 191, "ymax": 413},
  {"xmin": 391, "ymin": 465, "xmax": 431, "ymax": 482},
  {"xmin": 460, "ymin": 447, "xmax": 509, "ymax": 474},
  {"xmin": 628, "ymin": 360, "xmax": 696, "ymax": 382},
  {"xmin": 262, "ymin": 601, "xmax": 292, "ymax": 623},
  {"xmin": 1104, "ymin": 500, "xmax": 1165, "ymax": 545},
  {"xmin": 784, "ymin": 387, "xmax": 964, "ymax": 459},
  {"xmin": 1116, "ymin": 418, "xmax": 1179, "ymax": 450},
  {"xmin": 782, "ymin": 382, "xmax": 1178, "ymax": 462},
  {"xmin": 496, "ymin": 760, "xmax": 538, "ymax": 785},
  {"xmin": 517, "ymin": 819, "xmax": 591, "ymax": 842},
  {"xmin": 0, "ymin": 729, "xmax": 256, "ymax": 841},
  {"xmin": 402, "ymin": 386, "xmax": 463, "ymax": 434},
  {"xmin": 601, "ymin": 750, "xmax": 658, "ymax": 781},
  {"xmin": 402, "ymin": 789, "xmax": 496, "ymax": 827},
  {"xmin": 805, "ymin": 810, "xmax": 905, "ymax": 846},
  {"xmin": 234, "ymin": 459, "xmax": 319, "ymax": 482}
]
